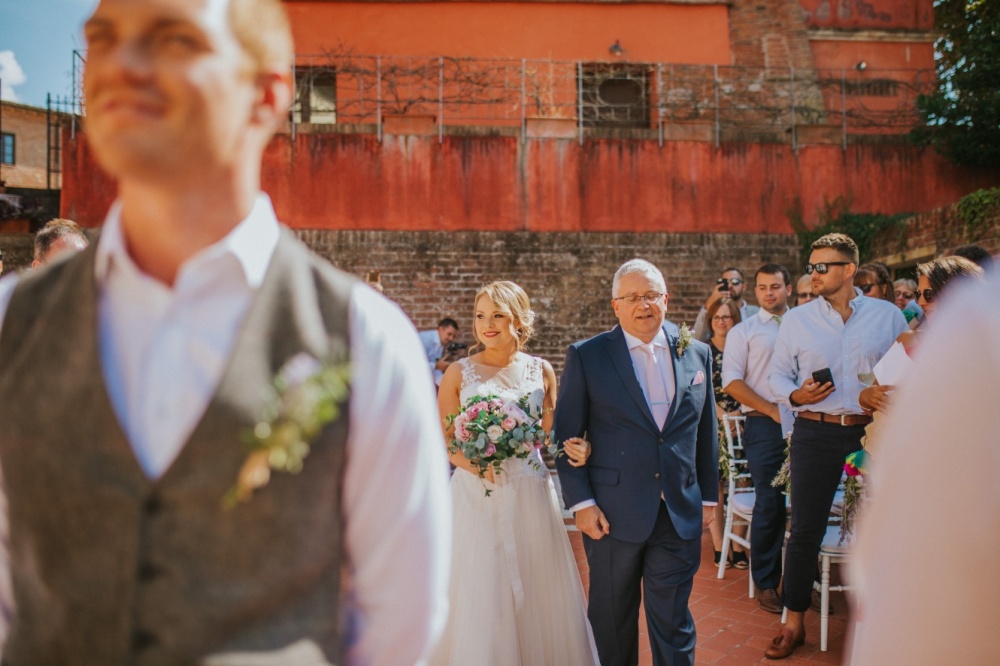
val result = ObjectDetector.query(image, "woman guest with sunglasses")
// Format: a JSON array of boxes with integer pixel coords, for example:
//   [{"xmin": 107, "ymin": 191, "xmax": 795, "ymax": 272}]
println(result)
[
  {"xmin": 893, "ymin": 278, "xmax": 923, "ymax": 326},
  {"xmin": 705, "ymin": 298, "xmax": 749, "ymax": 570},
  {"xmin": 854, "ymin": 263, "xmax": 894, "ymax": 304}
]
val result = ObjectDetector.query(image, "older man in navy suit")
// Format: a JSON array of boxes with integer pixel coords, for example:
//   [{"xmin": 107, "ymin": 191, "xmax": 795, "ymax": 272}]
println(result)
[{"xmin": 555, "ymin": 258, "xmax": 718, "ymax": 666}]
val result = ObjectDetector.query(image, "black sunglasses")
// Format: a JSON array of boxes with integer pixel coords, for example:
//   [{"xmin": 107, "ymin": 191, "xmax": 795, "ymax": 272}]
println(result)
[
  {"xmin": 919, "ymin": 288, "xmax": 936, "ymax": 303},
  {"xmin": 857, "ymin": 282, "xmax": 884, "ymax": 294},
  {"xmin": 805, "ymin": 262, "xmax": 852, "ymax": 275}
]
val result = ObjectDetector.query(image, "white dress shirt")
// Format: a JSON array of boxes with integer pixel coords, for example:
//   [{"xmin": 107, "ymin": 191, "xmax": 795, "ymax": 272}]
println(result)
[
  {"xmin": 624, "ymin": 328, "xmax": 677, "ymax": 413},
  {"xmin": 721, "ymin": 308, "xmax": 793, "ymax": 435},
  {"xmin": 0, "ymin": 195, "xmax": 452, "ymax": 666},
  {"xmin": 769, "ymin": 290, "xmax": 907, "ymax": 415},
  {"xmin": 850, "ymin": 274, "xmax": 998, "ymax": 663}
]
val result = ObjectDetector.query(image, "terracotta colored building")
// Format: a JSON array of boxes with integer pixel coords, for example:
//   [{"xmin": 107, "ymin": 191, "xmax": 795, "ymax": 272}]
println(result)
[
  {"xmin": 0, "ymin": 101, "xmax": 56, "ymax": 191},
  {"xmin": 56, "ymin": 0, "xmax": 1000, "ymax": 351}
]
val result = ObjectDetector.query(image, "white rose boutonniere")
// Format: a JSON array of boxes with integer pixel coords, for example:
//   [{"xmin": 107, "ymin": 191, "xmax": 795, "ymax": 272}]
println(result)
[
  {"xmin": 675, "ymin": 323, "xmax": 694, "ymax": 359},
  {"xmin": 224, "ymin": 352, "xmax": 350, "ymax": 508}
]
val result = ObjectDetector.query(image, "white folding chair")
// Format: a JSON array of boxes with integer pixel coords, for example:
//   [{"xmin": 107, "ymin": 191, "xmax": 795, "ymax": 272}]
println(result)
[
  {"xmin": 717, "ymin": 415, "xmax": 755, "ymax": 598},
  {"xmin": 814, "ymin": 522, "xmax": 852, "ymax": 651}
]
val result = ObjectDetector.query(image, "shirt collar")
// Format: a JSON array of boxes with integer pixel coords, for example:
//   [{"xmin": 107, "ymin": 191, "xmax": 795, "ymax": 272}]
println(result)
[
  {"xmin": 94, "ymin": 193, "xmax": 281, "ymax": 289},
  {"xmin": 756, "ymin": 307, "xmax": 787, "ymax": 323},
  {"xmin": 623, "ymin": 327, "xmax": 669, "ymax": 351}
]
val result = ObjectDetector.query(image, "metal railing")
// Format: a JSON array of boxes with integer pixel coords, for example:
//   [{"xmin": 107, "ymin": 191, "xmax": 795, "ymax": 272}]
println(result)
[{"xmin": 70, "ymin": 53, "xmax": 935, "ymax": 148}]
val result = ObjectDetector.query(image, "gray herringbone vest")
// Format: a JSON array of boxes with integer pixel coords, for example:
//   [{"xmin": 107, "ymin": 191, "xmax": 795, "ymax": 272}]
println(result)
[{"xmin": 0, "ymin": 229, "xmax": 353, "ymax": 665}]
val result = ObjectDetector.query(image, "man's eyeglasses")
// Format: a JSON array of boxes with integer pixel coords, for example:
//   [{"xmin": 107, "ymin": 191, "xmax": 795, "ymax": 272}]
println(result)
[
  {"xmin": 919, "ymin": 288, "xmax": 936, "ymax": 303},
  {"xmin": 805, "ymin": 262, "xmax": 852, "ymax": 275},
  {"xmin": 613, "ymin": 292, "xmax": 666, "ymax": 305},
  {"xmin": 726, "ymin": 278, "xmax": 743, "ymax": 286}
]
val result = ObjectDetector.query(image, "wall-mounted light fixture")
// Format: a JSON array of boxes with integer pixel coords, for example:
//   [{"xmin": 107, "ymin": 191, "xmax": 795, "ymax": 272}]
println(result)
[
  {"xmin": 856, "ymin": 61, "xmax": 867, "ymax": 71},
  {"xmin": 609, "ymin": 40, "xmax": 624, "ymax": 57}
]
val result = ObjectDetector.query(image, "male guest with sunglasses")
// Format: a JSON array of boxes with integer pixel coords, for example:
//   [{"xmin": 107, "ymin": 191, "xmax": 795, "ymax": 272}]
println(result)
[
  {"xmin": 765, "ymin": 233, "xmax": 906, "ymax": 659},
  {"xmin": 693, "ymin": 267, "xmax": 759, "ymax": 342}
]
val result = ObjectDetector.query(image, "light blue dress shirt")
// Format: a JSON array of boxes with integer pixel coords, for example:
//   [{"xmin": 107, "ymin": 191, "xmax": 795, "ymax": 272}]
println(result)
[{"xmin": 769, "ymin": 290, "xmax": 907, "ymax": 415}]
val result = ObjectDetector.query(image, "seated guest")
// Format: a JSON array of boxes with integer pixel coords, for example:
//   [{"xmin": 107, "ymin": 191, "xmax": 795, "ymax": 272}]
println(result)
[{"xmin": 32, "ymin": 219, "xmax": 89, "ymax": 268}]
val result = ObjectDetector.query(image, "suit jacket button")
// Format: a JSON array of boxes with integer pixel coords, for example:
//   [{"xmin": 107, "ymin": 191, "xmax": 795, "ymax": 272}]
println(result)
[
  {"xmin": 658, "ymin": 437, "xmax": 665, "ymax": 444},
  {"xmin": 654, "ymin": 473, "xmax": 661, "ymax": 479}
]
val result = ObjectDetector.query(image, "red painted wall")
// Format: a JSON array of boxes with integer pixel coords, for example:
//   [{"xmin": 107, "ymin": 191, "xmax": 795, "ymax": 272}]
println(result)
[
  {"xmin": 286, "ymin": 2, "xmax": 731, "ymax": 64},
  {"xmin": 62, "ymin": 130, "xmax": 1000, "ymax": 234}
]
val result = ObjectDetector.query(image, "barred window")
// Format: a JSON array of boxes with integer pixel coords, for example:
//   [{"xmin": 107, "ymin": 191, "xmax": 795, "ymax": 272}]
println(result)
[
  {"xmin": 581, "ymin": 64, "xmax": 651, "ymax": 129},
  {"xmin": 844, "ymin": 79, "xmax": 899, "ymax": 97}
]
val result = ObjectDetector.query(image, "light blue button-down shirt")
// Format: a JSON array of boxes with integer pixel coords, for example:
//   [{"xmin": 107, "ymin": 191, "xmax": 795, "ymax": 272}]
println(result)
[{"xmin": 769, "ymin": 289, "xmax": 907, "ymax": 415}]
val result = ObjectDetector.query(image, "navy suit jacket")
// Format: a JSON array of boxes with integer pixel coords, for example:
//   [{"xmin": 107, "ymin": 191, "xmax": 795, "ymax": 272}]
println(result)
[{"xmin": 554, "ymin": 322, "xmax": 719, "ymax": 543}]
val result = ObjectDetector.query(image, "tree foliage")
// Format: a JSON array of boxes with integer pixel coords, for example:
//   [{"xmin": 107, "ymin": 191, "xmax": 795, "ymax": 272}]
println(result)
[{"xmin": 913, "ymin": 1, "xmax": 1000, "ymax": 167}]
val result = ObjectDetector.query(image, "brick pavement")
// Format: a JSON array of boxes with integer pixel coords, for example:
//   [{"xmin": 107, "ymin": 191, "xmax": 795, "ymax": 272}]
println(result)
[{"xmin": 568, "ymin": 529, "xmax": 850, "ymax": 665}]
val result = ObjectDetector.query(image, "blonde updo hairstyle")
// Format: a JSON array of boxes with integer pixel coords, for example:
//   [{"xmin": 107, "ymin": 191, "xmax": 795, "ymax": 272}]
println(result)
[{"xmin": 473, "ymin": 281, "xmax": 536, "ymax": 351}]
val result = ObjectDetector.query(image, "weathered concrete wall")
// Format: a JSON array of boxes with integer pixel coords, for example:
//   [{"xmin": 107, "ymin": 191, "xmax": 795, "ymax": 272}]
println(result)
[{"xmin": 62, "ymin": 130, "xmax": 1000, "ymax": 235}]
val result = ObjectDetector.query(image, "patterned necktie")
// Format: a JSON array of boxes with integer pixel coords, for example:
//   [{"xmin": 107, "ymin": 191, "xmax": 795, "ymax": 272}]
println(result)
[
  {"xmin": 641, "ymin": 344, "xmax": 670, "ymax": 429},
  {"xmin": 772, "ymin": 314, "xmax": 782, "ymax": 325}
]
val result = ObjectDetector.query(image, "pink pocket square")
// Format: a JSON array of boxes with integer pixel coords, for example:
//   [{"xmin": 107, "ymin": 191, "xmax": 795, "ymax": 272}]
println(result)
[{"xmin": 691, "ymin": 371, "xmax": 705, "ymax": 386}]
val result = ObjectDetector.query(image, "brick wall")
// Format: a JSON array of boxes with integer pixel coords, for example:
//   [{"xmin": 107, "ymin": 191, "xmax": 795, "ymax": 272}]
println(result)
[
  {"xmin": 729, "ymin": 0, "xmax": 815, "ymax": 70},
  {"xmin": 0, "ymin": 102, "xmax": 52, "ymax": 190},
  {"xmin": 871, "ymin": 202, "xmax": 1000, "ymax": 269},
  {"xmin": 298, "ymin": 229, "xmax": 800, "ymax": 372},
  {"xmin": 0, "ymin": 226, "xmax": 799, "ymax": 371}
]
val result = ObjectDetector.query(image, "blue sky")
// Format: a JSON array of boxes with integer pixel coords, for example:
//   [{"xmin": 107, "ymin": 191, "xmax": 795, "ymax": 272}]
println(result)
[{"xmin": 1, "ymin": 0, "xmax": 98, "ymax": 108}]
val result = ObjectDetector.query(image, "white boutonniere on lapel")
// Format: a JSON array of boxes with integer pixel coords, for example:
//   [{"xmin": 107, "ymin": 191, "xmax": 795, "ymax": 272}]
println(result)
[
  {"xmin": 224, "ymin": 352, "xmax": 350, "ymax": 508},
  {"xmin": 675, "ymin": 323, "xmax": 694, "ymax": 359}
]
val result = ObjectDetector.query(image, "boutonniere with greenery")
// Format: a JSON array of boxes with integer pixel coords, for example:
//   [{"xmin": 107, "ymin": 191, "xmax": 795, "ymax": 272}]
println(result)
[
  {"xmin": 675, "ymin": 323, "xmax": 694, "ymax": 359},
  {"xmin": 223, "ymin": 352, "xmax": 350, "ymax": 508}
]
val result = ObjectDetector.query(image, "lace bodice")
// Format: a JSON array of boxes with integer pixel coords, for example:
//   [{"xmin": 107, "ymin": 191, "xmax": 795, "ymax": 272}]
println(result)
[
  {"xmin": 458, "ymin": 354, "xmax": 545, "ymax": 404},
  {"xmin": 457, "ymin": 354, "xmax": 547, "ymax": 483}
]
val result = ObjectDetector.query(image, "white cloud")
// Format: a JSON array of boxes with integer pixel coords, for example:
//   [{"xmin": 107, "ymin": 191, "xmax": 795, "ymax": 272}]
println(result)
[{"xmin": 0, "ymin": 50, "xmax": 27, "ymax": 102}]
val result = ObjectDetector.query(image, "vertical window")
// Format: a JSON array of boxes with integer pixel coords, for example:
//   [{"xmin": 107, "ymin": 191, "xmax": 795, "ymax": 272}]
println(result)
[
  {"xmin": 294, "ymin": 68, "xmax": 337, "ymax": 124},
  {"xmin": 0, "ymin": 133, "xmax": 13, "ymax": 165}
]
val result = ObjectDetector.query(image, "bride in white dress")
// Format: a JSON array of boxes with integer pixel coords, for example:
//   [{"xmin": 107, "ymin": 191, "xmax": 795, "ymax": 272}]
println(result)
[{"xmin": 430, "ymin": 281, "xmax": 600, "ymax": 665}]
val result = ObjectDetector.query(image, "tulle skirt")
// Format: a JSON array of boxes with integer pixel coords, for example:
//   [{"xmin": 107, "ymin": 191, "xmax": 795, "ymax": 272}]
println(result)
[{"xmin": 430, "ymin": 455, "xmax": 599, "ymax": 665}]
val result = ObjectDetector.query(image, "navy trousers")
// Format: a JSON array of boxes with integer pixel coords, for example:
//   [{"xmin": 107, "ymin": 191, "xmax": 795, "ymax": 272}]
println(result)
[
  {"xmin": 782, "ymin": 418, "xmax": 865, "ymax": 612},
  {"xmin": 584, "ymin": 503, "xmax": 701, "ymax": 666},
  {"xmin": 742, "ymin": 416, "xmax": 787, "ymax": 591}
]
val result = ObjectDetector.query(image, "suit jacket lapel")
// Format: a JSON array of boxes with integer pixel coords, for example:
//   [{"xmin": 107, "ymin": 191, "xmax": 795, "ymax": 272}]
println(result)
[
  {"xmin": 665, "ymin": 325, "xmax": 687, "ymax": 428},
  {"xmin": 606, "ymin": 326, "xmax": 659, "ymax": 430}
]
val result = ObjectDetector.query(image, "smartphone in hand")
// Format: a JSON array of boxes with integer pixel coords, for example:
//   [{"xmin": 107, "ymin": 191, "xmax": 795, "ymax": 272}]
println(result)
[{"xmin": 811, "ymin": 367, "xmax": 834, "ymax": 387}]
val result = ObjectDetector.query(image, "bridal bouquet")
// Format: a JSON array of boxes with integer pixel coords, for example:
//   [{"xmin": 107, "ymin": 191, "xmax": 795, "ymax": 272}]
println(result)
[{"xmin": 448, "ymin": 388, "xmax": 548, "ymax": 496}]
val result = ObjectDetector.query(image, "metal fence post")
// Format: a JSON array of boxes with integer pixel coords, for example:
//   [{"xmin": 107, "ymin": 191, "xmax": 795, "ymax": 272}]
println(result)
[
  {"xmin": 290, "ymin": 62, "xmax": 296, "ymax": 143},
  {"xmin": 841, "ymin": 68, "xmax": 847, "ymax": 151},
  {"xmin": 438, "ymin": 56, "xmax": 444, "ymax": 144},
  {"xmin": 376, "ymin": 56, "xmax": 382, "ymax": 144},
  {"xmin": 520, "ymin": 59, "xmax": 526, "ymax": 145},
  {"xmin": 657, "ymin": 63, "xmax": 663, "ymax": 148},
  {"xmin": 577, "ymin": 61, "xmax": 583, "ymax": 146},
  {"xmin": 714, "ymin": 64, "xmax": 720, "ymax": 149},
  {"xmin": 789, "ymin": 66, "xmax": 797, "ymax": 152}
]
